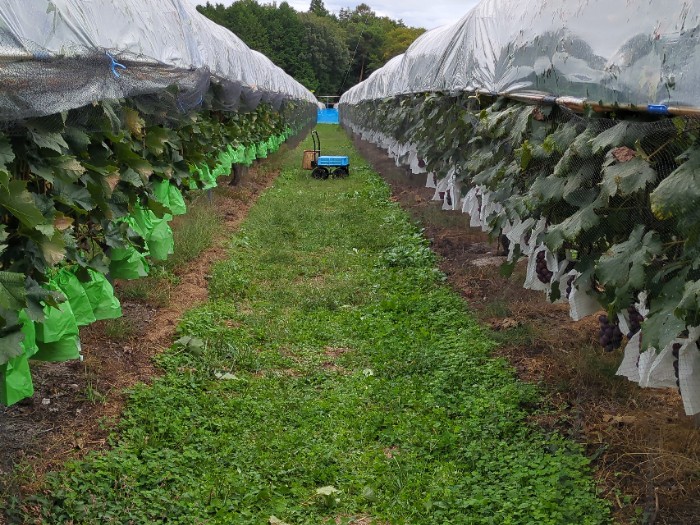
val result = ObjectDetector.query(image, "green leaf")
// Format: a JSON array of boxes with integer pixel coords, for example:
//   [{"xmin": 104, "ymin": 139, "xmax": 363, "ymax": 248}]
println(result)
[
  {"xmin": 529, "ymin": 175, "xmax": 565, "ymax": 204},
  {"xmin": 145, "ymin": 127, "xmax": 175, "ymax": 156},
  {"xmin": 650, "ymin": 148, "xmax": 700, "ymax": 219},
  {"xmin": 52, "ymin": 180, "xmax": 95, "ymax": 211},
  {"xmin": 29, "ymin": 130, "xmax": 69, "ymax": 153},
  {"xmin": 643, "ymin": 312, "xmax": 686, "ymax": 352},
  {"xmin": 51, "ymin": 155, "xmax": 86, "ymax": 182},
  {"xmin": 34, "ymin": 223, "xmax": 56, "ymax": 236},
  {"xmin": 545, "ymin": 205, "xmax": 600, "ymax": 250},
  {"xmin": 600, "ymin": 155, "xmax": 657, "ymax": 198},
  {"xmin": 0, "ymin": 329, "xmax": 24, "ymax": 365},
  {"xmin": 596, "ymin": 225, "xmax": 662, "ymax": 290},
  {"xmin": 0, "ymin": 176, "xmax": 46, "ymax": 228},
  {"xmin": 590, "ymin": 122, "xmax": 633, "ymax": 153},
  {"xmin": 119, "ymin": 168, "xmax": 144, "ymax": 188},
  {"xmin": 517, "ymin": 140, "xmax": 533, "ymax": 171},
  {"xmin": 0, "ymin": 271, "xmax": 27, "ymax": 311},
  {"xmin": 0, "ymin": 225, "xmax": 8, "ymax": 257},
  {"xmin": 40, "ymin": 230, "xmax": 67, "ymax": 266},
  {"xmin": 642, "ymin": 276, "xmax": 687, "ymax": 351},
  {"xmin": 0, "ymin": 136, "xmax": 15, "ymax": 169},
  {"xmin": 25, "ymin": 277, "xmax": 59, "ymax": 322},
  {"xmin": 677, "ymin": 280, "xmax": 700, "ymax": 322},
  {"xmin": 64, "ymin": 128, "xmax": 92, "ymax": 150},
  {"xmin": 315, "ymin": 486, "xmax": 340, "ymax": 496}
]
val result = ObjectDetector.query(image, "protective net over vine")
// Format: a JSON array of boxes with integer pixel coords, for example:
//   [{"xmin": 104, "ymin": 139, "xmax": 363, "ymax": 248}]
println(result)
[
  {"xmin": 0, "ymin": 0, "xmax": 316, "ymax": 122},
  {"xmin": 340, "ymin": 0, "xmax": 700, "ymax": 415},
  {"xmin": 0, "ymin": 1, "xmax": 318, "ymax": 405}
]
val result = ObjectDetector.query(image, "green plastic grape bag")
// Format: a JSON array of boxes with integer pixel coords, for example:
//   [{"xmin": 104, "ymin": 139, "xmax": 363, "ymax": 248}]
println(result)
[
  {"xmin": 109, "ymin": 246, "xmax": 149, "ymax": 280},
  {"xmin": 81, "ymin": 269, "xmax": 122, "ymax": 321},
  {"xmin": 54, "ymin": 268, "xmax": 96, "ymax": 326},
  {"xmin": 0, "ymin": 311, "xmax": 39, "ymax": 405},
  {"xmin": 167, "ymin": 184, "xmax": 187, "ymax": 215},
  {"xmin": 34, "ymin": 289, "xmax": 81, "ymax": 362},
  {"xmin": 152, "ymin": 179, "xmax": 171, "ymax": 209},
  {"xmin": 147, "ymin": 218, "xmax": 175, "ymax": 261}
]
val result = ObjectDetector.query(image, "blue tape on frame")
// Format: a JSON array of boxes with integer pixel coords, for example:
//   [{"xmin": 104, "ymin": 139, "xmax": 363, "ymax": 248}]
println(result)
[
  {"xmin": 647, "ymin": 104, "xmax": 669, "ymax": 115},
  {"xmin": 106, "ymin": 52, "xmax": 126, "ymax": 79}
]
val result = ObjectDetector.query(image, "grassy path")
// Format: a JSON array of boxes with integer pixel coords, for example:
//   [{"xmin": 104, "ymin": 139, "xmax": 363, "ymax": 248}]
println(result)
[{"xmin": 28, "ymin": 127, "xmax": 609, "ymax": 524}]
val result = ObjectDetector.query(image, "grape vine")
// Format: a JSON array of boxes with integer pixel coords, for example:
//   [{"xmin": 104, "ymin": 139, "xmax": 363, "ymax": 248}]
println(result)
[
  {"xmin": 340, "ymin": 92, "xmax": 700, "ymax": 411},
  {"xmin": 0, "ymin": 91, "xmax": 315, "ymax": 369}
]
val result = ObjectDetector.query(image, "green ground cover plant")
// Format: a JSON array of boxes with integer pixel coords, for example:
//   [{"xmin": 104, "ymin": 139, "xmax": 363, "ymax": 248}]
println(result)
[{"xmin": 23, "ymin": 126, "xmax": 610, "ymax": 524}]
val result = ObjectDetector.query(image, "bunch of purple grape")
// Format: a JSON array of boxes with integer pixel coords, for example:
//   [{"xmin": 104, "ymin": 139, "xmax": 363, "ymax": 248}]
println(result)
[
  {"xmin": 599, "ymin": 314, "xmax": 623, "ymax": 352},
  {"xmin": 535, "ymin": 251, "xmax": 553, "ymax": 284},
  {"xmin": 626, "ymin": 306, "xmax": 644, "ymax": 339},
  {"xmin": 672, "ymin": 343, "xmax": 682, "ymax": 390},
  {"xmin": 565, "ymin": 275, "xmax": 575, "ymax": 298}
]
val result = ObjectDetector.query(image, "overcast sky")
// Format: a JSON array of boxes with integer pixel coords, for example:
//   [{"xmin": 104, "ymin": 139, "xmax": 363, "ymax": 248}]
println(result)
[{"xmin": 189, "ymin": 1, "xmax": 480, "ymax": 30}]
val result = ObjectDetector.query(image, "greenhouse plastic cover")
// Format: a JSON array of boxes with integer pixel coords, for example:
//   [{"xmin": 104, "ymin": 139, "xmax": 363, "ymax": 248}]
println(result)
[
  {"xmin": 341, "ymin": 0, "xmax": 700, "ymax": 109},
  {"xmin": 0, "ymin": 0, "xmax": 317, "ymax": 121}
]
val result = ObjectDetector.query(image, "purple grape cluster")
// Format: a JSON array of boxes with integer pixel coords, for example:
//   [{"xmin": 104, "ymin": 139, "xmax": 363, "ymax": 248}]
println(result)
[
  {"xmin": 535, "ymin": 251, "xmax": 553, "ymax": 284},
  {"xmin": 672, "ymin": 343, "xmax": 682, "ymax": 390},
  {"xmin": 565, "ymin": 275, "xmax": 575, "ymax": 298},
  {"xmin": 599, "ymin": 314, "xmax": 623, "ymax": 352},
  {"xmin": 626, "ymin": 306, "xmax": 644, "ymax": 339}
]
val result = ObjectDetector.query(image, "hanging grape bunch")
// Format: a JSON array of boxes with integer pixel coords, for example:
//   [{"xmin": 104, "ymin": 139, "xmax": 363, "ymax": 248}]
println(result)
[
  {"xmin": 598, "ymin": 314, "xmax": 623, "ymax": 352},
  {"xmin": 565, "ymin": 275, "xmax": 575, "ymax": 298},
  {"xmin": 672, "ymin": 343, "xmax": 682, "ymax": 390},
  {"xmin": 536, "ymin": 251, "xmax": 553, "ymax": 284},
  {"xmin": 626, "ymin": 306, "xmax": 644, "ymax": 339}
]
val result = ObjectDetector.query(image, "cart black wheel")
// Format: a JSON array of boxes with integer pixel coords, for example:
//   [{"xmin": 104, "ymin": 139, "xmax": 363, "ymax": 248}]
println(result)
[
  {"xmin": 332, "ymin": 167, "xmax": 349, "ymax": 178},
  {"xmin": 311, "ymin": 167, "xmax": 329, "ymax": 180}
]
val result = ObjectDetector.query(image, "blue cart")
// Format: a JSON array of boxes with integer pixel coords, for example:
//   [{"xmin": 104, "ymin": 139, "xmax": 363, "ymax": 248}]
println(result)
[{"xmin": 302, "ymin": 130, "xmax": 350, "ymax": 179}]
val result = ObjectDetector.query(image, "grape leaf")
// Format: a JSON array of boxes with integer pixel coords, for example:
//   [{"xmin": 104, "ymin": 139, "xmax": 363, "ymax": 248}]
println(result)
[
  {"xmin": 0, "ymin": 271, "xmax": 26, "ymax": 311},
  {"xmin": 0, "ymin": 176, "xmax": 46, "ymax": 228},
  {"xmin": 40, "ymin": 231, "xmax": 67, "ymax": 266},
  {"xmin": 64, "ymin": 128, "xmax": 91, "ymax": 150},
  {"xmin": 642, "ymin": 275, "xmax": 687, "ymax": 351},
  {"xmin": 0, "ymin": 136, "xmax": 15, "ymax": 169},
  {"xmin": 29, "ymin": 130, "xmax": 69, "ymax": 153},
  {"xmin": 596, "ymin": 225, "xmax": 662, "ymax": 291},
  {"xmin": 529, "ymin": 175, "xmax": 565, "ymax": 204},
  {"xmin": 0, "ymin": 329, "xmax": 24, "ymax": 365},
  {"xmin": 600, "ymin": 155, "xmax": 657, "ymax": 198},
  {"xmin": 51, "ymin": 155, "xmax": 86, "ymax": 182},
  {"xmin": 650, "ymin": 148, "xmax": 700, "ymax": 219},
  {"xmin": 52, "ymin": 180, "xmax": 95, "ymax": 211},
  {"xmin": 545, "ymin": 204, "xmax": 600, "ymax": 250},
  {"xmin": 0, "ymin": 225, "xmax": 8, "ymax": 257}
]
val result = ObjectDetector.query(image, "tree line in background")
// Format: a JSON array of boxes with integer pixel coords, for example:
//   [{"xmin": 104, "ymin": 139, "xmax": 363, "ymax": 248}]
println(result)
[{"xmin": 197, "ymin": 0, "xmax": 425, "ymax": 97}]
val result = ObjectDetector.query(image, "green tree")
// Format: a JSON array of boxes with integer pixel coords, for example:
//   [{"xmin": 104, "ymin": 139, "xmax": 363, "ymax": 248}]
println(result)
[
  {"xmin": 300, "ymin": 13, "xmax": 350, "ymax": 95},
  {"xmin": 309, "ymin": 0, "xmax": 329, "ymax": 17},
  {"xmin": 260, "ymin": 2, "xmax": 316, "ymax": 88},
  {"xmin": 383, "ymin": 26, "xmax": 426, "ymax": 61},
  {"xmin": 196, "ymin": 1, "xmax": 425, "ymax": 93}
]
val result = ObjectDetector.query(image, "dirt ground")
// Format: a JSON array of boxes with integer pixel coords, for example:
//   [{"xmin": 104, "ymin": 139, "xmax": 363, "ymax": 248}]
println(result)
[
  {"xmin": 351, "ymin": 133, "xmax": 700, "ymax": 525},
  {"xmin": 2, "ymin": 131, "xmax": 699, "ymax": 525}
]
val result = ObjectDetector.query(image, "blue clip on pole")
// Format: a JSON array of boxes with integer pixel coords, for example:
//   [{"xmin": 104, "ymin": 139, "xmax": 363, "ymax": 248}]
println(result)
[
  {"xmin": 647, "ymin": 104, "xmax": 669, "ymax": 116},
  {"xmin": 106, "ymin": 51, "xmax": 126, "ymax": 79}
]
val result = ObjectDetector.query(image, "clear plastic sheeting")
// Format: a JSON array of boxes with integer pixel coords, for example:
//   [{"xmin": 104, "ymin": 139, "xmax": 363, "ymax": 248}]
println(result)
[
  {"xmin": 0, "ymin": 0, "xmax": 317, "ymax": 121},
  {"xmin": 340, "ymin": 0, "xmax": 700, "ymax": 109}
]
